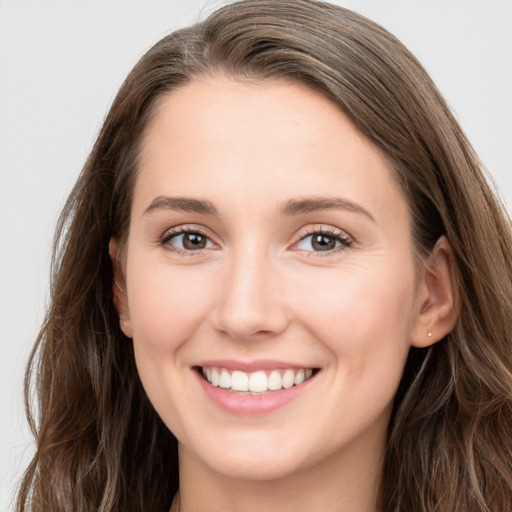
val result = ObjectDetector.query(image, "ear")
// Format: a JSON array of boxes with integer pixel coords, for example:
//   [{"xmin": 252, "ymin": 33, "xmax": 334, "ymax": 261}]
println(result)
[
  {"xmin": 410, "ymin": 236, "xmax": 458, "ymax": 348},
  {"xmin": 109, "ymin": 238, "xmax": 133, "ymax": 338}
]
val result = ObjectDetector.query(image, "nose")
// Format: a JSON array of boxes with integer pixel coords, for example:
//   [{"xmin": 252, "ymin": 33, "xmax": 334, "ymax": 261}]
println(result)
[{"xmin": 212, "ymin": 248, "xmax": 290, "ymax": 341}]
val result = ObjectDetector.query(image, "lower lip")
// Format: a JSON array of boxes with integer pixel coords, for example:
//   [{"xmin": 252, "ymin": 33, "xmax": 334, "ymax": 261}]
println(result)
[{"xmin": 196, "ymin": 371, "xmax": 317, "ymax": 415}]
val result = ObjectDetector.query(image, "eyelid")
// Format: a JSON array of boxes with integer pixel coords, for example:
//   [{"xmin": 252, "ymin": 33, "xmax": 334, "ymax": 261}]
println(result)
[
  {"xmin": 160, "ymin": 224, "xmax": 208, "ymax": 243},
  {"xmin": 160, "ymin": 224, "xmax": 220, "ymax": 255},
  {"xmin": 290, "ymin": 225, "xmax": 353, "ymax": 255}
]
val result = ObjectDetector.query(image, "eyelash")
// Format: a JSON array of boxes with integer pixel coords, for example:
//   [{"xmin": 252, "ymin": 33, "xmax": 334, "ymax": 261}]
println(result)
[
  {"xmin": 160, "ymin": 226, "xmax": 215, "ymax": 257},
  {"xmin": 160, "ymin": 226, "xmax": 353, "ymax": 256},
  {"xmin": 293, "ymin": 227, "xmax": 352, "ymax": 256}
]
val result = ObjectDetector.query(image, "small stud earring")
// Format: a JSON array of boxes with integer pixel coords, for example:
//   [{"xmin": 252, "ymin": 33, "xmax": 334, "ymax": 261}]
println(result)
[{"xmin": 428, "ymin": 331, "xmax": 432, "ymax": 338}]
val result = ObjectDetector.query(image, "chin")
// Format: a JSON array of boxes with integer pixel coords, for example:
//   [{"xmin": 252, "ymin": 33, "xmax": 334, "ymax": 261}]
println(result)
[
  {"xmin": 205, "ymin": 453, "xmax": 308, "ymax": 482},
  {"xmin": 181, "ymin": 431, "xmax": 316, "ymax": 482}
]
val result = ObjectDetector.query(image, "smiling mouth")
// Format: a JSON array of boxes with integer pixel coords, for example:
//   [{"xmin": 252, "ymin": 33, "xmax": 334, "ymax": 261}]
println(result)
[{"xmin": 198, "ymin": 366, "xmax": 318, "ymax": 394}]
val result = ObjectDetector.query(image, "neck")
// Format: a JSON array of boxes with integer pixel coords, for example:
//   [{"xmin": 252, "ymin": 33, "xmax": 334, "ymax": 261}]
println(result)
[{"xmin": 171, "ymin": 432, "xmax": 386, "ymax": 512}]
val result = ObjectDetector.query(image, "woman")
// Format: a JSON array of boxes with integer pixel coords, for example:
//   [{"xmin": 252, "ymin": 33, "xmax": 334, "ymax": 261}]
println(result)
[{"xmin": 16, "ymin": 1, "xmax": 512, "ymax": 511}]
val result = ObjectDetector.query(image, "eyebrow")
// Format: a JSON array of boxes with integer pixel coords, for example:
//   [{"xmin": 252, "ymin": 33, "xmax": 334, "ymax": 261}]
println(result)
[
  {"xmin": 144, "ymin": 196, "xmax": 219, "ymax": 216},
  {"xmin": 143, "ymin": 195, "xmax": 375, "ymax": 222},
  {"xmin": 280, "ymin": 196, "xmax": 375, "ymax": 222}
]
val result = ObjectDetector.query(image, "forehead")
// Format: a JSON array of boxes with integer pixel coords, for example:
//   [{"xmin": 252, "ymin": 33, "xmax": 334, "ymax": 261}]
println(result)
[
  {"xmin": 142, "ymin": 76, "xmax": 368, "ymax": 159},
  {"xmin": 134, "ymin": 77, "xmax": 409, "ymax": 229}
]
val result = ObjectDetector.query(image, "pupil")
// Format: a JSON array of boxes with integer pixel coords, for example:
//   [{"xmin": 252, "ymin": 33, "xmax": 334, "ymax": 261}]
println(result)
[
  {"xmin": 183, "ymin": 233, "xmax": 206, "ymax": 250},
  {"xmin": 312, "ymin": 234, "xmax": 336, "ymax": 251}
]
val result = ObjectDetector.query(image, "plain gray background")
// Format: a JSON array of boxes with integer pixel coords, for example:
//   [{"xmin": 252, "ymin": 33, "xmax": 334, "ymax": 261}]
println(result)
[{"xmin": 1, "ymin": 1, "xmax": 511, "ymax": 510}]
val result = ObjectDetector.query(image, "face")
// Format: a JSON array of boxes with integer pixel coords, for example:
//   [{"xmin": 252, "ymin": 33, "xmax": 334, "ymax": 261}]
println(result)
[{"xmin": 115, "ymin": 77, "xmax": 428, "ymax": 482}]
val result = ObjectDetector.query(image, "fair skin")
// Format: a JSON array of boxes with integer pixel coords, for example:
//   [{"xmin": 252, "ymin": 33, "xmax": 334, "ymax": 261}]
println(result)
[{"xmin": 111, "ymin": 77, "xmax": 456, "ymax": 512}]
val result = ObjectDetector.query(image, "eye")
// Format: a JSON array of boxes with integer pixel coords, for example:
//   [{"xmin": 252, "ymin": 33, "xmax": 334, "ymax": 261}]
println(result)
[
  {"xmin": 161, "ymin": 228, "xmax": 216, "ymax": 252},
  {"xmin": 294, "ymin": 229, "xmax": 352, "ymax": 253}
]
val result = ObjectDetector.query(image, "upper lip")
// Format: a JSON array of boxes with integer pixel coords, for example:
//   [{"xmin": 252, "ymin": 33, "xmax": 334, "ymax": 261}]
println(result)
[{"xmin": 195, "ymin": 359, "xmax": 317, "ymax": 372}]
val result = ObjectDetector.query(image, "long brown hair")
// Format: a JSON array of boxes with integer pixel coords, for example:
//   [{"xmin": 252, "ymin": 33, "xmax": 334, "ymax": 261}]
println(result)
[{"xmin": 17, "ymin": 1, "xmax": 512, "ymax": 510}]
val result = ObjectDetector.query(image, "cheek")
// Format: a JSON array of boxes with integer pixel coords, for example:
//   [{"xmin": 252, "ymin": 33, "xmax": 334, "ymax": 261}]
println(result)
[
  {"xmin": 125, "ymin": 263, "xmax": 216, "ymax": 430},
  {"xmin": 291, "ymin": 259, "xmax": 416, "ymax": 368},
  {"xmin": 126, "ymin": 261, "xmax": 217, "ymax": 358}
]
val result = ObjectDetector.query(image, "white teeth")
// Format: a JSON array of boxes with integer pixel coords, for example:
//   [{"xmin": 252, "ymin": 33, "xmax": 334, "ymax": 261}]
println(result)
[
  {"xmin": 231, "ymin": 370, "xmax": 249, "ymax": 391},
  {"xmin": 294, "ymin": 369, "xmax": 305, "ymax": 385},
  {"xmin": 211, "ymin": 367, "xmax": 220, "ymax": 387},
  {"xmin": 249, "ymin": 371, "xmax": 268, "ymax": 392},
  {"xmin": 219, "ymin": 368, "xmax": 231, "ymax": 388},
  {"xmin": 268, "ymin": 370, "xmax": 282, "ymax": 390},
  {"xmin": 282, "ymin": 369, "xmax": 295, "ymax": 389},
  {"xmin": 202, "ymin": 366, "xmax": 315, "ymax": 393}
]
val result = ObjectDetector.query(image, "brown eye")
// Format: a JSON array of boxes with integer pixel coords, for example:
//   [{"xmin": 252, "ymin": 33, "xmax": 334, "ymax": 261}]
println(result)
[
  {"xmin": 311, "ymin": 234, "xmax": 337, "ymax": 251},
  {"xmin": 182, "ymin": 233, "xmax": 207, "ymax": 250},
  {"xmin": 295, "ymin": 230, "xmax": 352, "ymax": 253},
  {"xmin": 164, "ymin": 230, "xmax": 214, "ymax": 252}
]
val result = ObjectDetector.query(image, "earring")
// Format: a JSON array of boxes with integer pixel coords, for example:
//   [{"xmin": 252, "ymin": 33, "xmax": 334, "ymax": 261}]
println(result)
[{"xmin": 428, "ymin": 331, "xmax": 432, "ymax": 338}]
